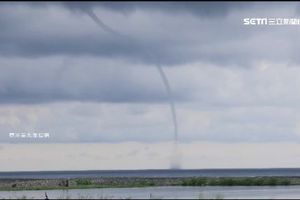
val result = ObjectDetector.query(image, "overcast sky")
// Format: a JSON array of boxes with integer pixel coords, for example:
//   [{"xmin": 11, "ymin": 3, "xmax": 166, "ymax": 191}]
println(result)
[{"xmin": 1, "ymin": 2, "xmax": 300, "ymax": 170}]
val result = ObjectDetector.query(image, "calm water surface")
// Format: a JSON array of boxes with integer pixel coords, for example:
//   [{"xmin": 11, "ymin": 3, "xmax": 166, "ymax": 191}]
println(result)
[{"xmin": 1, "ymin": 168, "xmax": 300, "ymax": 179}]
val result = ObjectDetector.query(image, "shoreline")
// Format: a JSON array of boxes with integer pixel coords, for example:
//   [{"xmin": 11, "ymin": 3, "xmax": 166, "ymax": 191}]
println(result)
[{"xmin": 0, "ymin": 176, "xmax": 300, "ymax": 191}]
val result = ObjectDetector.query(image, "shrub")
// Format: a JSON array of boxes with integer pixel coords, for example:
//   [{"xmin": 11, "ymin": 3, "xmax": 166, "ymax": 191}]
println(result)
[{"xmin": 76, "ymin": 179, "xmax": 92, "ymax": 186}]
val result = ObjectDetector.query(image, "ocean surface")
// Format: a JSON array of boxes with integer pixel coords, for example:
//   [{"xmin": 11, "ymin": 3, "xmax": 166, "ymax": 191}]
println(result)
[{"xmin": 1, "ymin": 168, "xmax": 300, "ymax": 179}]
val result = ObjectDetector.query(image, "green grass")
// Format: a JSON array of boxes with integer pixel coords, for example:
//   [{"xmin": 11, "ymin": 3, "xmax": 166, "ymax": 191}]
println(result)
[
  {"xmin": 181, "ymin": 177, "xmax": 291, "ymax": 186},
  {"xmin": 0, "ymin": 177, "xmax": 295, "ymax": 191},
  {"xmin": 75, "ymin": 179, "xmax": 92, "ymax": 186}
]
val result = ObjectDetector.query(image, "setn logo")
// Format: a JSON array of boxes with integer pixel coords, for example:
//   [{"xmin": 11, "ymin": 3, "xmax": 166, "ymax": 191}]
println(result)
[{"xmin": 243, "ymin": 18, "xmax": 268, "ymax": 25}]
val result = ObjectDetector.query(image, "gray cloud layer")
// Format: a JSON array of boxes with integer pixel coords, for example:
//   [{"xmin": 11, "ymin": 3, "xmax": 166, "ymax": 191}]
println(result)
[
  {"xmin": 61, "ymin": 2, "xmax": 251, "ymax": 17},
  {"xmin": 0, "ymin": 2, "xmax": 300, "ymax": 105},
  {"xmin": 2, "ymin": 3, "xmax": 300, "ymax": 144},
  {"xmin": 0, "ymin": 2, "xmax": 298, "ymax": 65}
]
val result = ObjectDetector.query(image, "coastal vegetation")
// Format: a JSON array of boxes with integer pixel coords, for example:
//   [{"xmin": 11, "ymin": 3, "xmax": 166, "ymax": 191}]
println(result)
[
  {"xmin": 0, "ymin": 176, "xmax": 296, "ymax": 191},
  {"xmin": 181, "ymin": 177, "xmax": 291, "ymax": 186}
]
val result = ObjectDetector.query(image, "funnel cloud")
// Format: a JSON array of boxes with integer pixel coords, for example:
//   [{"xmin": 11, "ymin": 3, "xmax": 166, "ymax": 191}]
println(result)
[{"xmin": 80, "ymin": 8, "xmax": 181, "ymax": 168}]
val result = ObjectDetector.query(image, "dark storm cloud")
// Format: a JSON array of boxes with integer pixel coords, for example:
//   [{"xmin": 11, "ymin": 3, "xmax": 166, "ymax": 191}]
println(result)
[
  {"xmin": 0, "ymin": 2, "xmax": 298, "ymax": 67},
  {"xmin": 0, "ymin": 57, "xmax": 188, "ymax": 104},
  {"xmin": 0, "ymin": 2, "xmax": 257, "ymax": 66},
  {"xmin": 60, "ymin": 2, "xmax": 252, "ymax": 17},
  {"xmin": 11, "ymin": 2, "xmax": 253, "ymax": 17},
  {"xmin": 0, "ymin": 2, "xmax": 299, "ymax": 105},
  {"xmin": 0, "ymin": 82, "xmax": 185, "ymax": 105}
]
